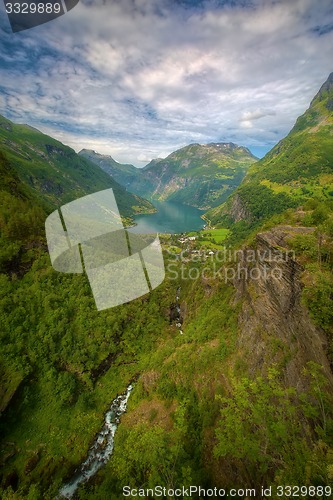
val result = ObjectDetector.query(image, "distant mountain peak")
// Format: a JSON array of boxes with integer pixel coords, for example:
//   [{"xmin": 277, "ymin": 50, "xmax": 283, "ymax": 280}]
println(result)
[
  {"xmin": 206, "ymin": 142, "xmax": 257, "ymax": 158},
  {"xmin": 79, "ymin": 148, "xmax": 114, "ymax": 160},
  {"xmin": 207, "ymin": 141, "xmax": 236, "ymax": 148}
]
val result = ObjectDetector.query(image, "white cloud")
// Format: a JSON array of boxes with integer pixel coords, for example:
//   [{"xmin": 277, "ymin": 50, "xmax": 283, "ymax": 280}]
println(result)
[
  {"xmin": 240, "ymin": 109, "xmax": 276, "ymax": 122},
  {"xmin": 0, "ymin": 0, "xmax": 332, "ymax": 165},
  {"xmin": 240, "ymin": 120, "xmax": 253, "ymax": 129},
  {"xmin": 137, "ymin": 153, "xmax": 153, "ymax": 163}
]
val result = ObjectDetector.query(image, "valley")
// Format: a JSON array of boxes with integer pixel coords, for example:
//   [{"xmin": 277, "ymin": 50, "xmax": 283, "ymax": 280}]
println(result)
[{"xmin": 1, "ymin": 73, "xmax": 333, "ymax": 499}]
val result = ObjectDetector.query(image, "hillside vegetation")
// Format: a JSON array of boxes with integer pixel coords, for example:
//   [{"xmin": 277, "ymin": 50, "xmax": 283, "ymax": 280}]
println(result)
[
  {"xmin": 0, "ymin": 115, "xmax": 154, "ymax": 219},
  {"xmin": 79, "ymin": 149, "xmax": 140, "ymax": 192},
  {"xmin": 1, "ymin": 76, "xmax": 333, "ymax": 499},
  {"xmin": 81, "ymin": 142, "xmax": 257, "ymax": 210}
]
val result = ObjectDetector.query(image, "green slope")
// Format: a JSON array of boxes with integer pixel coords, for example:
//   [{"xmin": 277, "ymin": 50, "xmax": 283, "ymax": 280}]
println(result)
[
  {"xmin": 0, "ymin": 115, "xmax": 155, "ymax": 219},
  {"xmin": 141, "ymin": 142, "xmax": 258, "ymax": 209},
  {"xmin": 78, "ymin": 149, "xmax": 142, "ymax": 191},
  {"xmin": 0, "ymin": 149, "xmax": 46, "ymax": 267},
  {"xmin": 143, "ymin": 143, "xmax": 256, "ymax": 209},
  {"xmin": 2, "ymin": 84, "xmax": 333, "ymax": 500},
  {"xmin": 82, "ymin": 142, "xmax": 257, "ymax": 210},
  {"xmin": 0, "ymin": 150, "xmax": 47, "ymax": 415},
  {"xmin": 206, "ymin": 73, "xmax": 333, "ymax": 227}
]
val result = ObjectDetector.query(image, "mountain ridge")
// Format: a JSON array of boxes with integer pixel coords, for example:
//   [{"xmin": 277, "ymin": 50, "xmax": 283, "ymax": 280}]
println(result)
[
  {"xmin": 140, "ymin": 142, "xmax": 258, "ymax": 209},
  {"xmin": 0, "ymin": 115, "xmax": 155, "ymax": 221},
  {"xmin": 2, "ymin": 78, "xmax": 333, "ymax": 498},
  {"xmin": 81, "ymin": 141, "xmax": 258, "ymax": 210}
]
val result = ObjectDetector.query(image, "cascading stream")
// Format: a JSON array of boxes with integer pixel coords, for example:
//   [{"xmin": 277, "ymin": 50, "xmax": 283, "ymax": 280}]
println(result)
[
  {"xmin": 58, "ymin": 384, "xmax": 133, "ymax": 499},
  {"xmin": 175, "ymin": 286, "xmax": 183, "ymax": 334}
]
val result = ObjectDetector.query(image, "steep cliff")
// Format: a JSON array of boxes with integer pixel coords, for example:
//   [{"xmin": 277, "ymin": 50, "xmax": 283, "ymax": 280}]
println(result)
[
  {"xmin": 233, "ymin": 226, "xmax": 333, "ymax": 390},
  {"xmin": 201, "ymin": 224, "xmax": 333, "ymax": 489}
]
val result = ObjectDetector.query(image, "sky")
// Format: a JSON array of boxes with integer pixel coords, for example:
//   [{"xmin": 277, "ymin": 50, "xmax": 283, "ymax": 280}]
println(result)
[{"xmin": 0, "ymin": 0, "xmax": 333, "ymax": 166}]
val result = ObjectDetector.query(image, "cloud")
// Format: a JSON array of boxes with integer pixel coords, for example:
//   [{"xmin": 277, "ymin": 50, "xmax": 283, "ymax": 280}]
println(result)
[
  {"xmin": 0, "ymin": 0, "xmax": 332, "ymax": 165},
  {"xmin": 239, "ymin": 108, "xmax": 276, "ymax": 128},
  {"xmin": 240, "ymin": 109, "xmax": 276, "ymax": 122},
  {"xmin": 240, "ymin": 120, "xmax": 253, "ymax": 129},
  {"xmin": 137, "ymin": 152, "xmax": 154, "ymax": 163}
]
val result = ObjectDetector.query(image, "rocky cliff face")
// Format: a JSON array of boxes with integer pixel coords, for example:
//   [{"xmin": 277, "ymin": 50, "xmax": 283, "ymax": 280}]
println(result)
[
  {"xmin": 233, "ymin": 226, "xmax": 333, "ymax": 390},
  {"xmin": 229, "ymin": 193, "xmax": 252, "ymax": 223}
]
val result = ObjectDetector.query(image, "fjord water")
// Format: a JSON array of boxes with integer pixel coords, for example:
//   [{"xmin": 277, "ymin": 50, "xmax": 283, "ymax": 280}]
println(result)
[{"xmin": 129, "ymin": 201, "xmax": 205, "ymax": 234}]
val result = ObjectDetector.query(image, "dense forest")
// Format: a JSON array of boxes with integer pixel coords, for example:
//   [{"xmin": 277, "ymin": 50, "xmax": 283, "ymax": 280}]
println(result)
[{"xmin": 1, "ymin": 165, "xmax": 333, "ymax": 499}]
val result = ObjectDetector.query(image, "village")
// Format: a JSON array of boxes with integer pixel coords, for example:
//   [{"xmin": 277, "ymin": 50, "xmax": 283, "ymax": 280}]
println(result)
[{"xmin": 160, "ymin": 227, "xmax": 230, "ymax": 262}]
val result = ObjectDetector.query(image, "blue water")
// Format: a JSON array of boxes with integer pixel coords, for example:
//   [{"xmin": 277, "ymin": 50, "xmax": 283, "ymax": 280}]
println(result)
[{"xmin": 129, "ymin": 201, "xmax": 205, "ymax": 234}]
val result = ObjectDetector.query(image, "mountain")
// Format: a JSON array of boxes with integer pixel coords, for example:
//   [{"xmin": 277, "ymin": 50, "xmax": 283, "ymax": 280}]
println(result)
[
  {"xmin": 206, "ymin": 73, "xmax": 333, "ymax": 226},
  {"xmin": 140, "ymin": 142, "xmax": 258, "ymax": 209},
  {"xmin": 82, "ymin": 142, "xmax": 258, "ymax": 210},
  {"xmin": 2, "ymin": 81, "xmax": 333, "ymax": 499},
  {"xmin": 78, "ymin": 148, "xmax": 155, "ymax": 203},
  {"xmin": 0, "ymin": 115, "xmax": 155, "ymax": 220},
  {"xmin": 78, "ymin": 149, "xmax": 140, "ymax": 190},
  {"xmin": 2, "ymin": 156, "xmax": 333, "ymax": 496}
]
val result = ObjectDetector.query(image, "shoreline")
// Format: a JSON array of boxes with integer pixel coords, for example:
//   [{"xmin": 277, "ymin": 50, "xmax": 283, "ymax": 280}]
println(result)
[{"xmin": 201, "ymin": 213, "xmax": 212, "ymax": 229}]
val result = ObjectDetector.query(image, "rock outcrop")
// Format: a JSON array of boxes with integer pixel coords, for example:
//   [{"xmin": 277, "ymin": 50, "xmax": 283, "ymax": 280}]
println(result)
[
  {"xmin": 229, "ymin": 193, "xmax": 252, "ymax": 222},
  {"xmin": 234, "ymin": 226, "xmax": 333, "ymax": 390}
]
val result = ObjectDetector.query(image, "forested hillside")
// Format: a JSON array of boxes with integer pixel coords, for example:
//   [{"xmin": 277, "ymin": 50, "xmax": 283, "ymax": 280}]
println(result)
[
  {"xmin": 0, "ymin": 115, "xmax": 155, "ymax": 219},
  {"xmin": 81, "ymin": 142, "xmax": 257, "ymax": 210},
  {"xmin": 1, "ymin": 76, "xmax": 333, "ymax": 499},
  {"xmin": 2, "ymin": 190, "xmax": 333, "ymax": 498}
]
